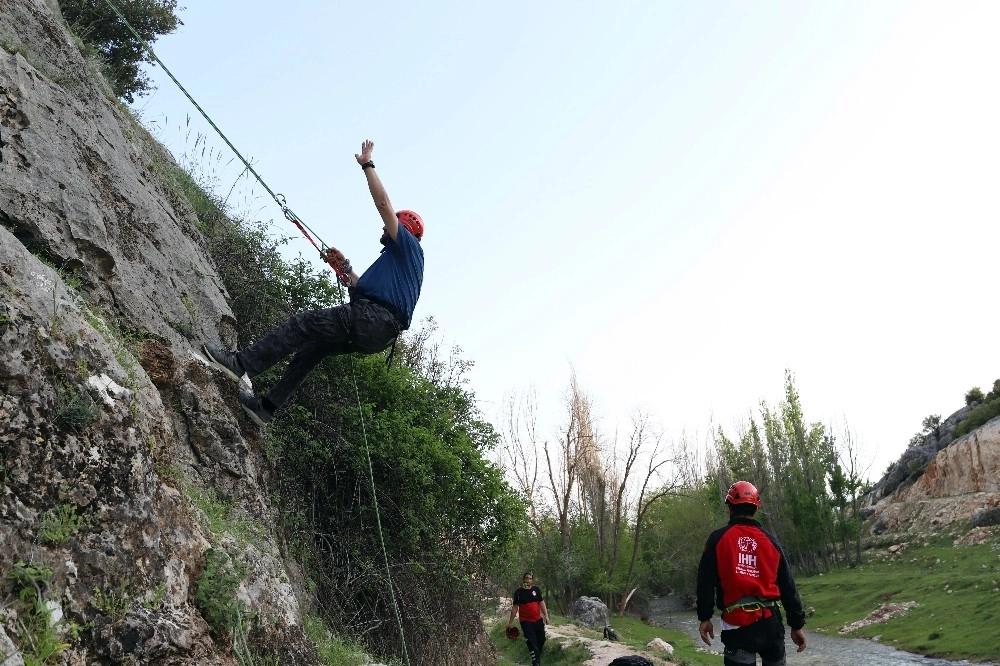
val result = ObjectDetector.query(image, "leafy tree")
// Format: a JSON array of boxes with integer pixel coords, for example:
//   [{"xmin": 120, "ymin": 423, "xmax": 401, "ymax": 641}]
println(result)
[
  {"xmin": 921, "ymin": 414, "xmax": 941, "ymax": 432},
  {"xmin": 639, "ymin": 485, "xmax": 721, "ymax": 598},
  {"xmin": 985, "ymin": 379, "xmax": 1000, "ymax": 402},
  {"xmin": 909, "ymin": 414, "xmax": 941, "ymax": 447},
  {"xmin": 263, "ymin": 345, "xmax": 524, "ymax": 663},
  {"xmin": 710, "ymin": 371, "xmax": 849, "ymax": 574},
  {"xmin": 193, "ymin": 203, "xmax": 523, "ymax": 661},
  {"xmin": 965, "ymin": 386, "xmax": 986, "ymax": 406},
  {"xmin": 953, "ymin": 396, "xmax": 1000, "ymax": 439},
  {"xmin": 59, "ymin": 0, "xmax": 182, "ymax": 102}
]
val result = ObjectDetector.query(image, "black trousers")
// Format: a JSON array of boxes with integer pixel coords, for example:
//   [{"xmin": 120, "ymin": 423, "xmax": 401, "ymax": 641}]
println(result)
[
  {"xmin": 237, "ymin": 299, "xmax": 400, "ymax": 408},
  {"xmin": 720, "ymin": 610, "xmax": 787, "ymax": 666},
  {"xmin": 520, "ymin": 620, "xmax": 546, "ymax": 665}
]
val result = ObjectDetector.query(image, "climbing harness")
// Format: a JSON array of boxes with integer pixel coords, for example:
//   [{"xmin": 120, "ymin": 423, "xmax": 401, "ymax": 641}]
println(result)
[
  {"xmin": 723, "ymin": 596, "xmax": 778, "ymax": 626},
  {"xmin": 723, "ymin": 597, "xmax": 778, "ymax": 614},
  {"xmin": 101, "ymin": 2, "xmax": 411, "ymax": 662}
]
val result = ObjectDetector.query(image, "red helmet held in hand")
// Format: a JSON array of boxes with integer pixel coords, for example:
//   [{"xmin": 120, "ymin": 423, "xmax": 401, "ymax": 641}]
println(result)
[
  {"xmin": 726, "ymin": 481, "xmax": 762, "ymax": 507},
  {"xmin": 396, "ymin": 210, "xmax": 424, "ymax": 241},
  {"xmin": 505, "ymin": 625, "xmax": 520, "ymax": 641}
]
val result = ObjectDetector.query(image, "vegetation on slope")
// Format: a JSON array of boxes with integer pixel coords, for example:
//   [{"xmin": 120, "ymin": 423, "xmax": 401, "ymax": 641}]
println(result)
[
  {"xmin": 798, "ymin": 532, "xmax": 1000, "ymax": 662},
  {"xmin": 152, "ymin": 124, "xmax": 525, "ymax": 663},
  {"xmin": 59, "ymin": 0, "xmax": 181, "ymax": 102}
]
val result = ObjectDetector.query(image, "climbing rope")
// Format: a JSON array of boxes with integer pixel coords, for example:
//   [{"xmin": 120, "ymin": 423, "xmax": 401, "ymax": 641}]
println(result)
[
  {"xmin": 100, "ymin": 1, "xmax": 351, "ymax": 283},
  {"xmin": 100, "ymin": 2, "xmax": 410, "ymax": 661},
  {"xmin": 349, "ymin": 357, "xmax": 411, "ymax": 665}
]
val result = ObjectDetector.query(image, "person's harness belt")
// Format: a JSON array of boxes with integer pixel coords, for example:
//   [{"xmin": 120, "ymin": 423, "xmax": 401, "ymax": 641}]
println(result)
[
  {"xmin": 353, "ymin": 293, "xmax": 407, "ymax": 330},
  {"xmin": 724, "ymin": 597, "xmax": 778, "ymax": 614}
]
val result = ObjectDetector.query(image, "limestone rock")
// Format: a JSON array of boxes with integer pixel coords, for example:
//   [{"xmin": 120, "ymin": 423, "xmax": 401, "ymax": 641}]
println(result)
[
  {"xmin": 866, "ymin": 417, "xmax": 1000, "ymax": 533},
  {"xmin": 0, "ymin": 0, "xmax": 315, "ymax": 661},
  {"xmin": 0, "ymin": 625, "xmax": 25, "ymax": 666},
  {"xmin": 569, "ymin": 596, "xmax": 609, "ymax": 628},
  {"xmin": 646, "ymin": 637, "xmax": 674, "ymax": 654}
]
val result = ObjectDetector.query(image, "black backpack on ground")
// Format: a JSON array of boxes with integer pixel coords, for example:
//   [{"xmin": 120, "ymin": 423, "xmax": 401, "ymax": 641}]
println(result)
[{"xmin": 608, "ymin": 657, "xmax": 654, "ymax": 666}]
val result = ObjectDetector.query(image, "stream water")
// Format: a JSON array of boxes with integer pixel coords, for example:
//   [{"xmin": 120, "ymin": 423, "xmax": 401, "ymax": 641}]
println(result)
[{"xmin": 647, "ymin": 597, "xmax": 999, "ymax": 666}]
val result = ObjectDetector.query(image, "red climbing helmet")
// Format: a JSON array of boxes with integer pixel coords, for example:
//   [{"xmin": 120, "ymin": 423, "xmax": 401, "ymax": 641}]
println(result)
[
  {"xmin": 505, "ymin": 625, "xmax": 520, "ymax": 641},
  {"xmin": 396, "ymin": 210, "xmax": 424, "ymax": 241},
  {"xmin": 725, "ymin": 481, "xmax": 762, "ymax": 507}
]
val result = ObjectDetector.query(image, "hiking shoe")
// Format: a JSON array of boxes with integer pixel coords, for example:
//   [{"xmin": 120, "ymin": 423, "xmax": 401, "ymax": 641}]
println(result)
[
  {"xmin": 202, "ymin": 343, "xmax": 245, "ymax": 383},
  {"xmin": 238, "ymin": 388, "xmax": 273, "ymax": 426}
]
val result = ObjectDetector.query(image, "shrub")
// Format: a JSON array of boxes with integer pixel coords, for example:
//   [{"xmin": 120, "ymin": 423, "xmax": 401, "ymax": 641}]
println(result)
[
  {"xmin": 92, "ymin": 582, "xmax": 132, "ymax": 621},
  {"xmin": 56, "ymin": 381, "xmax": 98, "ymax": 432},
  {"xmin": 303, "ymin": 615, "xmax": 372, "ymax": 666},
  {"xmin": 6, "ymin": 562, "xmax": 68, "ymax": 664},
  {"xmin": 908, "ymin": 414, "xmax": 941, "ymax": 447},
  {"xmin": 986, "ymin": 379, "xmax": 1000, "ymax": 402},
  {"xmin": 921, "ymin": 414, "xmax": 941, "ymax": 432},
  {"xmin": 38, "ymin": 503, "xmax": 86, "ymax": 544},
  {"xmin": 59, "ymin": 0, "xmax": 182, "ymax": 102},
  {"xmin": 195, "ymin": 548, "xmax": 245, "ymax": 637},
  {"xmin": 166, "ymin": 138, "xmax": 523, "ymax": 662},
  {"xmin": 953, "ymin": 398, "xmax": 1000, "ymax": 440},
  {"xmin": 965, "ymin": 387, "xmax": 986, "ymax": 407}
]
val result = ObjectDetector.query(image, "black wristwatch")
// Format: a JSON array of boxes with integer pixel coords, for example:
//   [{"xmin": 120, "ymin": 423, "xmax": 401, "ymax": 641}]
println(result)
[{"xmin": 361, "ymin": 160, "xmax": 375, "ymax": 170}]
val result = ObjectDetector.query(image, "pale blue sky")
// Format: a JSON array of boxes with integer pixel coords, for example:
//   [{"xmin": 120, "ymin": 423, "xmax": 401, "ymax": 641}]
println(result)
[{"xmin": 134, "ymin": 1, "xmax": 1000, "ymax": 481}]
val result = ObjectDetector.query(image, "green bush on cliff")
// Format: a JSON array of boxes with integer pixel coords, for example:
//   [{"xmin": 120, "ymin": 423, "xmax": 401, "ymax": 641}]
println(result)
[
  {"xmin": 195, "ymin": 547, "xmax": 245, "ymax": 638},
  {"xmin": 59, "ymin": 0, "xmax": 182, "ymax": 102},
  {"xmin": 189, "ymin": 188, "xmax": 524, "ymax": 662},
  {"xmin": 953, "ymin": 396, "xmax": 1000, "ymax": 439}
]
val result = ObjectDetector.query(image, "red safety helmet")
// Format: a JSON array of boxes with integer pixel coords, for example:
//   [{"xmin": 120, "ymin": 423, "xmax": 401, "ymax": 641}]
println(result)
[
  {"xmin": 396, "ymin": 210, "xmax": 424, "ymax": 241},
  {"xmin": 505, "ymin": 625, "xmax": 520, "ymax": 641},
  {"xmin": 725, "ymin": 481, "xmax": 761, "ymax": 507}
]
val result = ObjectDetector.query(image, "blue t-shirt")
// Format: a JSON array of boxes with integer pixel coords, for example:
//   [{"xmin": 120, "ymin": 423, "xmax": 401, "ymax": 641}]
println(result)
[{"xmin": 354, "ymin": 224, "xmax": 424, "ymax": 328}]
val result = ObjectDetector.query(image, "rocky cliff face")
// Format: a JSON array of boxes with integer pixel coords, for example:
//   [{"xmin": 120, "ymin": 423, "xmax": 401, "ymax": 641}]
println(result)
[
  {"xmin": 864, "ymin": 416, "xmax": 1000, "ymax": 536},
  {"xmin": 1, "ymin": 0, "xmax": 320, "ymax": 663}
]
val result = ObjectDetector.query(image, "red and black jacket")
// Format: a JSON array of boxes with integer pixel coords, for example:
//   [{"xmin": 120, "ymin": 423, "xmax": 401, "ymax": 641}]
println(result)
[
  {"xmin": 696, "ymin": 516, "xmax": 806, "ymax": 629},
  {"xmin": 512, "ymin": 586, "xmax": 544, "ymax": 623}
]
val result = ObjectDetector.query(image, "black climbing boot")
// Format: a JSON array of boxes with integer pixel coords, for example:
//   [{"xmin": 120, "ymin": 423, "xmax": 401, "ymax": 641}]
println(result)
[
  {"xmin": 203, "ymin": 343, "xmax": 245, "ymax": 383},
  {"xmin": 238, "ymin": 388, "xmax": 273, "ymax": 426}
]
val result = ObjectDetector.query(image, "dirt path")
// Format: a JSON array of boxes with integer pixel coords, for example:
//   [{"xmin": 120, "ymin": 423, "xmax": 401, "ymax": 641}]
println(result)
[{"xmin": 545, "ymin": 624, "xmax": 670, "ymax": 666}]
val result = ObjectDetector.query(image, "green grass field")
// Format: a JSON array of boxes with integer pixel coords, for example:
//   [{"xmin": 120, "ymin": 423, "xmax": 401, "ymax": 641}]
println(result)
[
  {"xmin": 796, "ymin": 532, "xmax": 1000, "ymax": 662},
  {"xmin": 488, "ymin": 531, "xmax": 1000, "ymax": 665}
]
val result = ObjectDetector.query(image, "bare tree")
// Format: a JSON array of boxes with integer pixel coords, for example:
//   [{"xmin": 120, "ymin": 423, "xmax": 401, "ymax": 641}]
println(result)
[
  {"xmin": 831, "ymin": 422, "xmax": 872, "ymax": 567},
  {"xmin": 613, "ymin": 413, "xmax": 684, "ymax": 616},
  {"xmin": 499, "ymin": 387, "xmax": 544, "ymax": 530},
  {"xmin": 497, "ymin": 374, "xmax": 595, "ymax": 611},
  {"xmin": 571, "ymin": 378, "xmax": 606, "ymax": 555},
  {"xmin": 542, "ymin": 370, "xmax": 594, "ymax": 608}
]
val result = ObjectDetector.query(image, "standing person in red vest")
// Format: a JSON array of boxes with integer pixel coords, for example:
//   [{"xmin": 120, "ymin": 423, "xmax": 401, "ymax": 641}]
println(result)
[
  {"xmin": 697, "ymin": 481, "xmax": 808, "ymax": 665},
  {"xmin": 507, "ymin": 571, "xmax": 551, "ymax": 666}
]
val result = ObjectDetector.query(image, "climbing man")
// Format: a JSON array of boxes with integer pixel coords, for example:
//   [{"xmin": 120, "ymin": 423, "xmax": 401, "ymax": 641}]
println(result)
[
  {"xmin": 202, "ymin": 139, "xmax": 424, "ymax": 425},
  {"xmin": 697, "ymin": 480, "xmax": 808, "ymax": 665},
  {"xmin": 507, "ymin": 571, "xmax": 550, "ymax": 666}
]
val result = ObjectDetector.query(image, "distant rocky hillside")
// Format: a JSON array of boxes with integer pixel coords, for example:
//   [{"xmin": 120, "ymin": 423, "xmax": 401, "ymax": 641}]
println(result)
[{"xmin": 862, "ymin": 408, "xmax": 1000, "ymax": 536}]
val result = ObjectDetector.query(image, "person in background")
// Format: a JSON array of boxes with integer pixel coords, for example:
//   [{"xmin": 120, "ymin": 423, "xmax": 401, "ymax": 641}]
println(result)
[{"xmin": 507, "ymin": 571, "xmax": 551, "ymax": 666}]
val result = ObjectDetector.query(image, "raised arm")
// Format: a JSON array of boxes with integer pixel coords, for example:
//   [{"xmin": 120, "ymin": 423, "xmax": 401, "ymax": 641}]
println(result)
[{"xmin": 356, "ymin": 140, "xmax": 399, "ymax": 240}]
